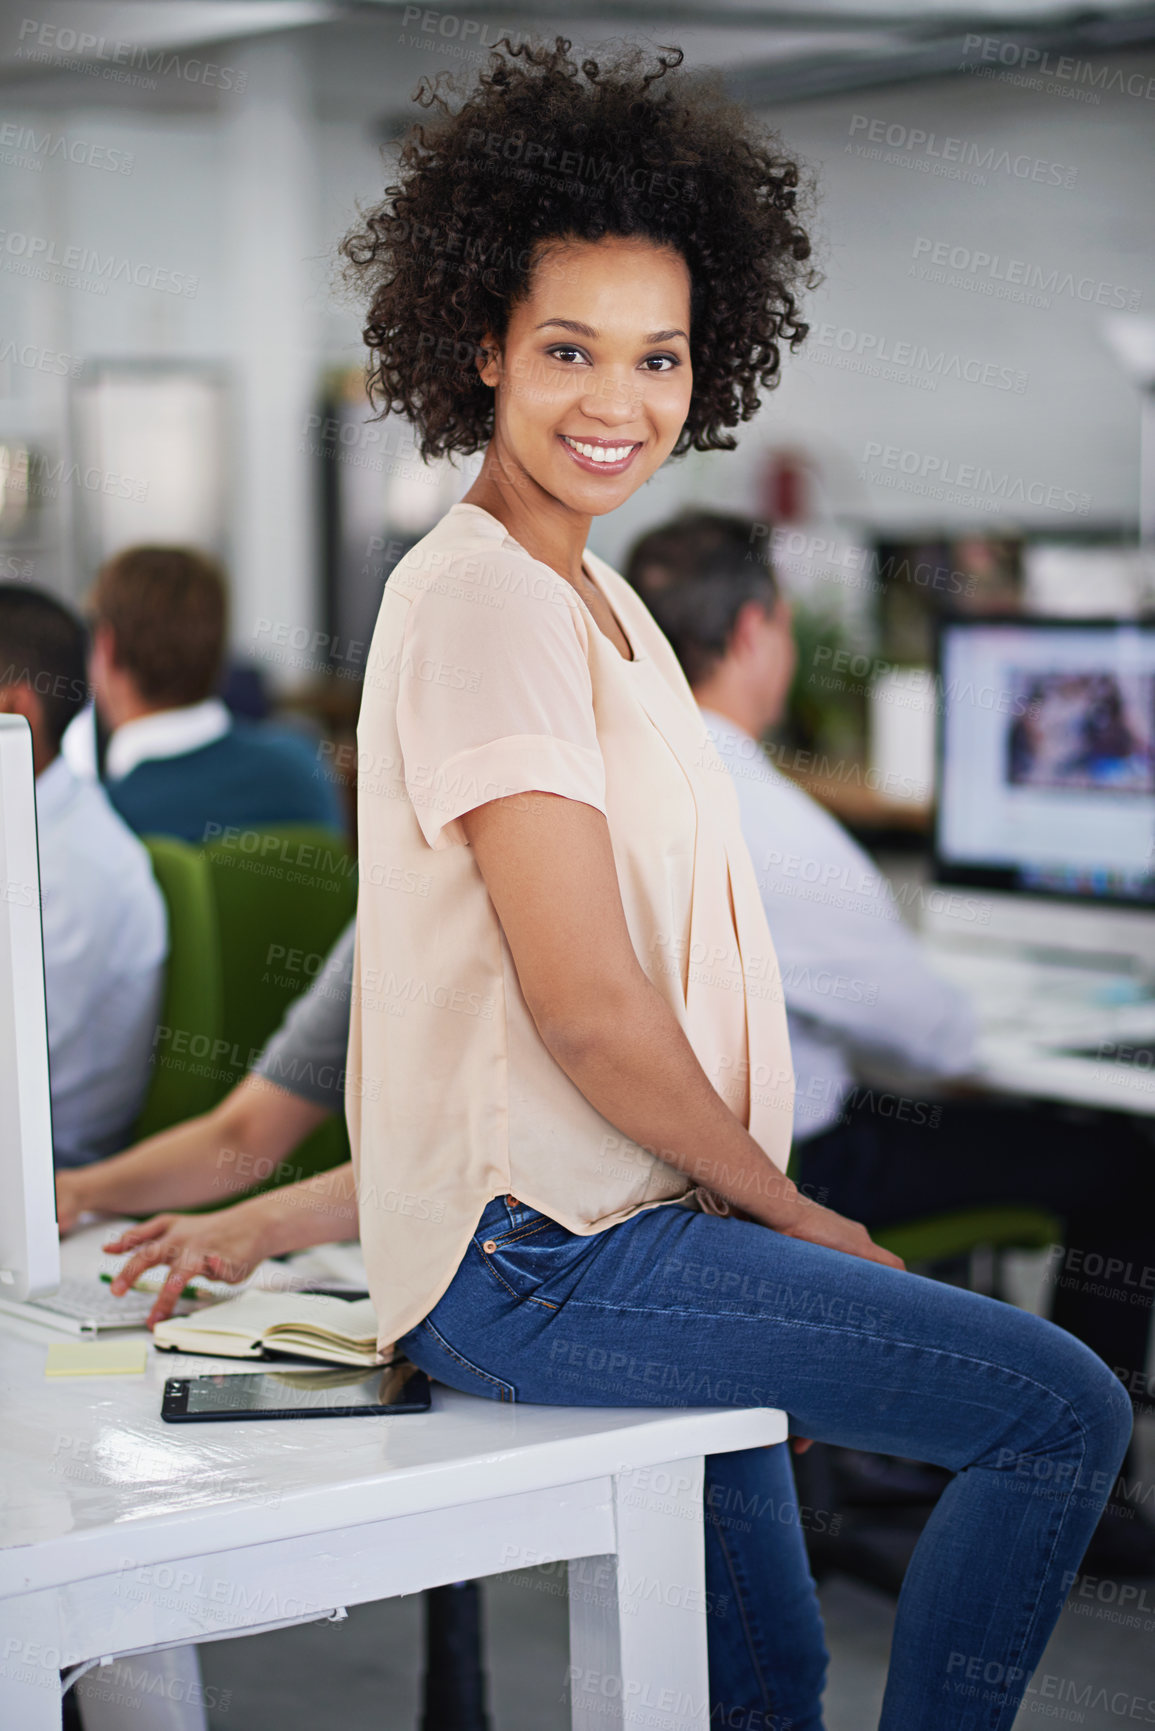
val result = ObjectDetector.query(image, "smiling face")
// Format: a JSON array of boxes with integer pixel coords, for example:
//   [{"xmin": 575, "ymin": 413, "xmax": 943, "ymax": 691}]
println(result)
[{"xmin": 478, "ymin": 235, "xmax": 694, "ymax": 518}]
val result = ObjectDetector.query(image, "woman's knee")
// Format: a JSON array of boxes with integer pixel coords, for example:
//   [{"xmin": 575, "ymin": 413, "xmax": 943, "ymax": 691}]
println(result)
[
  {"xmin": 987, "ymin": 1313, "xmax": 1132, "ymax": 1478},
  {"xmin": 1093, "ymin": 1355, "xmax": 1135, "ymax": 1464},
  {"xmin": 1047, "ymin": 1322, "xmax": 1132, "ymax": 1460}
]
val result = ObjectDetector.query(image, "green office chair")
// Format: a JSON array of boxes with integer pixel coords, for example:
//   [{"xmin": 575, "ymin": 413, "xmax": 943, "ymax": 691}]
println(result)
[
  {"xmin": 786, "ymin": 1145, "xmax": 1061, "ymax": 1298},
  {"xmin": 132, "ymin": 838, "xmax": 224, "ymax": 1143},
  {"xmin": 873, "ymin": 1205, "xmax": 1062, "ymax": 1295},
  {"xmin": 196, "ymin": 824, "xmax": 357, "ymax": 1203}
]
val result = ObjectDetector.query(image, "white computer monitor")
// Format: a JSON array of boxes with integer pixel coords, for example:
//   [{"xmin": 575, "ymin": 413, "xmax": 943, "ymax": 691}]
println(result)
[
  {"xmin": 0, "ymin": 715, "xmax": 59, "ymax": 1299},
  {"xmin": 927, "ymin": 617, "xmax": 1155, "ymax": 962}
]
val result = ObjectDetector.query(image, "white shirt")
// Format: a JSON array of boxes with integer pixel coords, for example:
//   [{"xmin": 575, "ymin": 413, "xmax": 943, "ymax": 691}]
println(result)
[
  {"xmin": 61, "ymin": 698, "xmax": 233, "ymax": 784},
  {"xmin": 104, "ymin": 697, "xmax": 232, "ymax": 782},
  {"xmin": 59, "ymin": 702, "xmax": 99, "ymax": 780},
  {"xmin": 36, "ymin": 756, "xmax": 168, "ymax": 1166},
  {"xmin": 702, "ymin": 711, "xmax": 977, "ymax": 1141}
]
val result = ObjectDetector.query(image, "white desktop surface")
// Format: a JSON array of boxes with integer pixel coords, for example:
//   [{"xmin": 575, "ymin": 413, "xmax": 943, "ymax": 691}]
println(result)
[
  {"xmin": 923, "ymin": 938, "xmax": 1155, "ymax": 1115},
  {"xmin": 0, "ymin": 1229, "xmax": 786, "ymax": 1729},
  {"xmin": 0, "ymin": 1322, "xmax": 781, "ymax": 1592}
]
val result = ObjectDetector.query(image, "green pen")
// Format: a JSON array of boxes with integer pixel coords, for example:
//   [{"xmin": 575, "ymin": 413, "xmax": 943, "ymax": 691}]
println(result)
[{"xmin": 100, "ymin": 1272, "xmax": 204, "ymax": 1302}]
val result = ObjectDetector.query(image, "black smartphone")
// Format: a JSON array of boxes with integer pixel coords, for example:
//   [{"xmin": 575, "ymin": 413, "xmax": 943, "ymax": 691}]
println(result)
[{"xmin": 161, "ymin": 1359, "xmax": 432, "ymax": 1423}]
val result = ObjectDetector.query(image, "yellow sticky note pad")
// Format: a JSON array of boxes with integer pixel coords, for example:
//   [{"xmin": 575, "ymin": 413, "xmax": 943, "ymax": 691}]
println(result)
[{"xmin": 45, "ymin": 1340, "xmax": 149, "ymax": 1377}]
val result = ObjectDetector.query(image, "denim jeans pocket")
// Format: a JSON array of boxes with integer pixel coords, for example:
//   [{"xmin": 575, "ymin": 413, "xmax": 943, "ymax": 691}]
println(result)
[
  {"xmin": 477, "ymin": 1208, "xmax": 590, "ymax": 1309},
  {"xmin": 401, "ymin": 1312, "xmax": 519, "ymax": 1402}
]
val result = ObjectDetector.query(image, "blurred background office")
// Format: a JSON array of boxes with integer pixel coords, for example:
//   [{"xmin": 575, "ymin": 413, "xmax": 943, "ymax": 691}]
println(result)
[
  {"xmin": 4, "ymin": 0, "xmax": 1149, "ymax": 823},
  {"xmin": 3, "ymin": 1, "xmax": 1155, "ymax": 1727},
  {"xmin": 3, "ymin": 0, "xmax": 1153, "ymax": 828}
]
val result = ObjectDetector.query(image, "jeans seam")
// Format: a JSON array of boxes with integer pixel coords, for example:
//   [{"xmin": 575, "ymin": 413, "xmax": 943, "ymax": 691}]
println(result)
[
  {"xmin": 418, "ymin": 1314, "xmax": 516, "ymax": 1401},
  {"xmin": 706, "ymin": 1504, "xmax": 777, "ymax": 1717},
  {"xmin": 491, "ymin": 1220, "xmax": 552, "ymax": 1249},
  {"xmin": 984, "ymin": 1423, "xmax": 1089, "ymax": 1730},
  {"xmin": 564, "ymin": 1296, "xmax": 1093, "ymax": 1433}
]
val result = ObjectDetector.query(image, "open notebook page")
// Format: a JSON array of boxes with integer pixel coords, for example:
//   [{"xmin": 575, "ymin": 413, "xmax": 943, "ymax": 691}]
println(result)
[{"xmin": 154, "ymin": 1290, "xmax": 378, "ymax": 1349}]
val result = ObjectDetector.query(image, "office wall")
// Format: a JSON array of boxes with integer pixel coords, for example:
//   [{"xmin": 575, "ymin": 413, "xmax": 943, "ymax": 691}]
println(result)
[
  {"xmin": 590, "ymin": 46, "xmax": 1155, "ymax": 571},
  {"xmin": 0, "ymin": 105, "xmax": 225, "ymax": 600},
  {"xmin": 1, "ymin": 25, "xmax": 1151, "ymax": 655},
  {"xmin": 0, "ymin": 36, "xmax": 321, "ymax": 656}
]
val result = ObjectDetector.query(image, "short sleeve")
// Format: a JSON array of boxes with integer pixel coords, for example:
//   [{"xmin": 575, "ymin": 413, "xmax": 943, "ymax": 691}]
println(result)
[{"xmin": 396, "ymin": 555, "xmax": 607, "ymax": 850}]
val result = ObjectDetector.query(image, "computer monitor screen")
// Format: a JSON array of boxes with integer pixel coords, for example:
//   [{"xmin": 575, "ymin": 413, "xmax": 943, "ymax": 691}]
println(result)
[
  {"xmin": 935, "ymin": 618, "xmax": 1155, "ymax": 905},
  {"xmin": 0, "ymin": 715, "xmax": 59, "ymax": 1299}
]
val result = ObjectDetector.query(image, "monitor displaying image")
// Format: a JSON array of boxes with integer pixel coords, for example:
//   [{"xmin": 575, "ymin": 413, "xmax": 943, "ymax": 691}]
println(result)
[
  {"xmin": 1005, "ymin": 671, "xmax": 1155, "ymax": 795},
  {"xmin": 936, "ymin": 620, "xmax": 1155, "ymax": 905}
]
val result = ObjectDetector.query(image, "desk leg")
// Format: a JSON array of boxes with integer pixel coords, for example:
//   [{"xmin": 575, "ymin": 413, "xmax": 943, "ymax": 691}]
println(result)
[
  {"xmin": 568, "ymin": 1455, "xmax": 709, "ymax": 1731},
  {"xmin": 420, "ymin": 1582, "xmax": 490, "ymax": 1731},
  {"xmin": 0, "ymin": 1592, "xmax": 64, "ymax": 1730}
]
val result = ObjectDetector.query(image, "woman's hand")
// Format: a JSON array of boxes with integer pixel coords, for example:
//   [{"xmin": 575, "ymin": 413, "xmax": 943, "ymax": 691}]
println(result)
[
  {"xmin": 778, "ymin": 1196, "xmax": 905, "ymax": 1272},
  {"xmin": 102, "ymin": 1209, "xmax": 271, "ymax": 1329},
  {"xmin": 771, "ymin": 1200, "xmax": 902, "ymax": 1456}
]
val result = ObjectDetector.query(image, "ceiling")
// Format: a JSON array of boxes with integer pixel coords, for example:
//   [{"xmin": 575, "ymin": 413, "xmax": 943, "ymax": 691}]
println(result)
[{"xmin": 2, "ymin": 0, "xmax": 1155, "ymax": 112}]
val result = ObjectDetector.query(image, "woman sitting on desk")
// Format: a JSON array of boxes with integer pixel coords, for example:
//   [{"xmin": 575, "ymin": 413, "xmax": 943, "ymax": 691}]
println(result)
[
  {"xmin": 74, "ymin": 41, "xmax": 1130, "ymax": 1730},
  {"xmin": 337, "ymin": 40, "xmax": 1128, "ymax": 1731}
]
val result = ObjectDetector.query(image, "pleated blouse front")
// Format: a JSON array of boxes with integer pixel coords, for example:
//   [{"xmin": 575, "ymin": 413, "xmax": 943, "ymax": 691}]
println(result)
[{"xmin": 347, "ymin": 502, "xmax": 795, "ymax": 1356}]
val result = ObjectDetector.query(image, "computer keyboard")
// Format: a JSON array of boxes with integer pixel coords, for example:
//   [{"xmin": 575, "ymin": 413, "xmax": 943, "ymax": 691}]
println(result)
[
  {"xmin": 29, "ymin": 1277, "xmax": 188, "ymax": 1328},
  {"xmin": 7, "ymin": 1266, "xmax": 369, "ymax": 1335},
  {"xmin": 1060, "ymin": 1043, "xmax": 1155, "ymax": 1067},
  {"xmin": 0, "ymin": 1237, "xmax": 374, "ymax": 1338},
  {"xmin": 925, "ymin": 944, "xmax": 1155, "ymax": 1040}
]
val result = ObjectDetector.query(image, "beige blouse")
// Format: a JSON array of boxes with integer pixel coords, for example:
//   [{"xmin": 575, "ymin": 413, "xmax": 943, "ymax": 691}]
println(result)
[{"xmin": 347, "ymin": 502, "xmax": 794, "ymax": 1355}]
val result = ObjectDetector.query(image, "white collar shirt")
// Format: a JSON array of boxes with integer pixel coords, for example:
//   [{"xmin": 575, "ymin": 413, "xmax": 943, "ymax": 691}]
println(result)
[
  {"xmin": 36, "ymin": 755, "xmax": 168, "ymax": 1165},
  {"xmin": 105, "ymin": 697, "xmax": 232, "ymax": 782},
  {"xmin": 701, "ymin": 710, "xmax": 976, "ymax": 1141}
]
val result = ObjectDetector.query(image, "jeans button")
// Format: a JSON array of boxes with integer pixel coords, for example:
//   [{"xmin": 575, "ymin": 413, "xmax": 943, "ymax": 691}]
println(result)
[
  {"xmin": 506, "ymin": 1194, "xmax": 519, "ymax": 1207},
  {"xmin": 482, "ymin": 1240, "xmax": 497, "ymax": 1254}
]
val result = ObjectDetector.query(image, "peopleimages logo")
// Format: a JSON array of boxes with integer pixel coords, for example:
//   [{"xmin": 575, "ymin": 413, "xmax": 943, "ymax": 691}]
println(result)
[
  {"xmin": 811, "ymin": 322, "xmax": 1027, "ymax": 393},
  {"xmin": 847, "ymin": 115, "xmax": 1078, "ymax": 188},
  {"xmin": 14, "ymin": 18, "xmax": 248, "ymax": 91},
  {"xmin": 0, "ymin": 230, "xmax": 197, "ymax": 297},
  {"xmin": 0, "ymin": 338, "xmax": 83, "ymax": 378},
  {"xmin": 910, "ymin": 236, "xmax": 1141, "ymax": 311},
  {"xmin": 960, "ymin": 33, "xmax": 1155, "ymax": 103},
  {"xmin": 861, "ymin": 440, "xmax": 1090, "ymax": 515},
  {"xmin": 0, "ymin": 123, "xmax": 133, "ymax": 174}
]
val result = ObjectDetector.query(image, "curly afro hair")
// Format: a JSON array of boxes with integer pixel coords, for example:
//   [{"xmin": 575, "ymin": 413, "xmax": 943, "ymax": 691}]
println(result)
[{"xmin": 341, "ymin": 37, "xmax": 818, "ymax": 461}]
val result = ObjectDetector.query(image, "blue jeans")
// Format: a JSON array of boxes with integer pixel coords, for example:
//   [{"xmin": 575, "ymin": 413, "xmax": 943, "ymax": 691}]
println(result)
[{"xmin": 399, "ymin": 1195, "xmax": 1132, "ymax": 1731}]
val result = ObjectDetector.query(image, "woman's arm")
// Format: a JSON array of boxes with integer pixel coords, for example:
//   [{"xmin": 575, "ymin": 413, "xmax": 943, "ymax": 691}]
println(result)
[
  {"xmin": 55, "ymin": 1075, "xmax": 331, "ymax": 1230},
  {"xmin": 101, "ymin": 1163, "xmax": 358, "ymax": 1328},
  {"xmin": 461, "ymin": 792, "xmax": 902, "ymax": 1269}
]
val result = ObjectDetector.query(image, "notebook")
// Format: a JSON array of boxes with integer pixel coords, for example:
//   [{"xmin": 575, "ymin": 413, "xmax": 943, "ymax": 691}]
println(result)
[{"xmin": 152, "ymin": 1290, "xmax": 383, "ymax": 1366}]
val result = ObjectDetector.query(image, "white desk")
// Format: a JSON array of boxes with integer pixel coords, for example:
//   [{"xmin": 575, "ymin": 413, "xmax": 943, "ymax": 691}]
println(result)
[
  {"xmin": 922, "ymin": 939, "xmax": 1155, "ymax": 1116},
  {"xmin": 0, "ymin": 1310, "xmax": 786, "ymax": 1730}
]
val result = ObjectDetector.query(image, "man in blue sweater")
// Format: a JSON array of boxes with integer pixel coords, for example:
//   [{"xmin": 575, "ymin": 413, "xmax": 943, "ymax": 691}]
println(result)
[{"xmin": 85, "ymin": 545, "xmax": 343, "ymax": 842}]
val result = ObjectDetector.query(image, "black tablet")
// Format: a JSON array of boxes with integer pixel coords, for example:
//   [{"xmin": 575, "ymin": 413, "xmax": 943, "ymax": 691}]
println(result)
[{"xmin": 161, "ymin": 1359, "xmax": 432, "ymax": 1422}]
